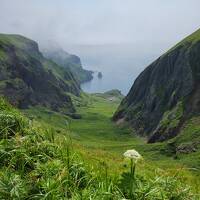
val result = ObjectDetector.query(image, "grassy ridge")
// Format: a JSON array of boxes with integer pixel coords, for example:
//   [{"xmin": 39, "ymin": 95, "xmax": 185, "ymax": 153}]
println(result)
[
  {"xmin": 178, "ymin": 28, "xmax": 200, "ymax": 46},
  {"xmin": 167, "ymin": 28, "xmax": 200, "ymax": 54}
]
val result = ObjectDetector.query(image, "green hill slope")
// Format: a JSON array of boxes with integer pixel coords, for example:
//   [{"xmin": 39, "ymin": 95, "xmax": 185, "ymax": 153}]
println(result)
[
  {"xmin": 114, "ymin": 29, "xmax": 200, "ymax": 147},
  {"xmin": 0, "ymin": 34, "xmax": 80, "ymax": 113}
]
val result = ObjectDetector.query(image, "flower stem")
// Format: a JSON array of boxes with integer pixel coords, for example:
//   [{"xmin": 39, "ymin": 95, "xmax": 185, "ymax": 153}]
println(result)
[{"xmin": 130, "ymin": 158, "xmax": 136, "ymax": 198}]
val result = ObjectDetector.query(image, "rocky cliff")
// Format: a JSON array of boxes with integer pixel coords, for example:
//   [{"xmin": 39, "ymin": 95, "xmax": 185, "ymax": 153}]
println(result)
[
  {"xmin": 0, "ymin": 34, "xmax": 80, "ymax": 113},
  {"xmin": 114, "ymin": 28, "xmax": 200, "ymax": 143},
  {"xmin": 42, "ymin": 48, "xmax": 93, "ymax": 84}
]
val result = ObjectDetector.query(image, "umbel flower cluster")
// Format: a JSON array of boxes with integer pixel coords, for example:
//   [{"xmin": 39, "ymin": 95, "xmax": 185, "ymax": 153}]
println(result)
[{"xmin": 123, "ymin": 149, "xmax": 142, "ymax": 161}]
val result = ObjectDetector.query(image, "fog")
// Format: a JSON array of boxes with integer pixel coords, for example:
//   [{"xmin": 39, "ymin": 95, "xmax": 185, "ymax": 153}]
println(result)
[
  {"xmin": 0, "ymin": 0, "xmax": 200, "ymax": 93},
  {"xmin": 1, "ymin": 0, "xmax": 199, "ymax": 46}
]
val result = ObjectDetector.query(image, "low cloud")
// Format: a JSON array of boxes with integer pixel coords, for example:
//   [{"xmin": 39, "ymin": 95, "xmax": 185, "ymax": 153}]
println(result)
[{"xmin": 0, "ymin": 0, "xmax": 199, "ymax": 49}]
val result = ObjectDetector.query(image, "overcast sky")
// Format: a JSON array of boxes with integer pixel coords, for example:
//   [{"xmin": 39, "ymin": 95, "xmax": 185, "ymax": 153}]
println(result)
[{"xmin": 0, "ymin": 0, "xmax": 199, "ymax": 47}]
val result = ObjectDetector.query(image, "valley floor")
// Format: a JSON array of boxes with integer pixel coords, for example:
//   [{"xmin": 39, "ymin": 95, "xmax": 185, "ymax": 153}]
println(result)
[{"xmin": 24, "ymin": 93, "xmax": 200, "ymax": 194}]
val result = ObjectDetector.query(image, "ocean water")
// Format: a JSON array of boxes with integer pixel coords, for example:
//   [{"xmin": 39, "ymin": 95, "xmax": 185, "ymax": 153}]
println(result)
[
  {"xmin": 66, "ymin": 44, "xmax": 161, "ymax": 95},
  {"xmin": 81, "ymin": 68, "xmax": 137, "ymax": 95}
]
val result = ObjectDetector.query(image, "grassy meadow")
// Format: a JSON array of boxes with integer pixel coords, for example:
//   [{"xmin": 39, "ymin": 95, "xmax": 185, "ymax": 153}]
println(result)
[
  {"xmin": 0, "ymin": 92, "xmax": 199, "ymax": 199},
  {"xmin": 22, "ymin": 92, "xmax": 200, "ymax": 198}
]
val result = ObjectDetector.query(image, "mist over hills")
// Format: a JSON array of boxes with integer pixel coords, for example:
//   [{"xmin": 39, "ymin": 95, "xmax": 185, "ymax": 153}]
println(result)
[
  {"xmin": 40, "ymin": 42, "xmax": 93, "ymax": 84},
  {"xmin": 65, "ymin": 43, "xmax": 160, "ymax": 94}
]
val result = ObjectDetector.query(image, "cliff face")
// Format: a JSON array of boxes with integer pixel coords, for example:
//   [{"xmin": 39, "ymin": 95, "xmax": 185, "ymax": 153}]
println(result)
[
  {"xmin": 114, "ymin": 29, "xmax": 200, "ymax": 143},
  {"xmin": 0, "ymin": 34, "xmax": 80, "ymax": 113},
  {"xmin": 42, "ymin": 48, "xmax": 93, "ymax": 84}
]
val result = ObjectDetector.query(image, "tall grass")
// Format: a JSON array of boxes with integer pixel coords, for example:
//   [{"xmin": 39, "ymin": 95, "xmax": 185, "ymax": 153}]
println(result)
[{"xmin": 0, "ymin": 98, "xmax": 199, "ymax": 199}]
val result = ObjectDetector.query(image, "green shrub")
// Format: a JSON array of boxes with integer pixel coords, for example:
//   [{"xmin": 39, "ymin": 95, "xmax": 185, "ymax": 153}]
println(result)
[
  {"xmin": 0, "ymin": 170, "xmax": 28, "ymax": 200},
  {"xmin": 0, "ymin": 98, "xmax": 27, "ymax": 138},
  {"xmin": 0, "ymin": 113, "xmax": 24, "ymax": 138}
]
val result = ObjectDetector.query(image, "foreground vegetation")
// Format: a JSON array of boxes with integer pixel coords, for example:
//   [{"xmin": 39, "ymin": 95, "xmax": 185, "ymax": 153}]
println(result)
[{"xmin": 0, "ymin": 94, "xmax": 199, "ymax": 199}]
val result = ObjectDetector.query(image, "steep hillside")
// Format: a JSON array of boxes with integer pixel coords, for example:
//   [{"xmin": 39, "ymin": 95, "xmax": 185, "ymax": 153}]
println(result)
[
  {"xmin": 114, "ymin": 28, "xmax": 200, "ymax": 144},
  {"xmin": 42, "ymin": 48, "xmax": 93, "ymax": 84},
  {"xmin": 0, "ymin": 34, "xmax": 80, "ymax": 113}
]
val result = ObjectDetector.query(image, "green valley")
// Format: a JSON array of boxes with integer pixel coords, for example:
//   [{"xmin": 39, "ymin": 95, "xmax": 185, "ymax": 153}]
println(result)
[
  {"xmin": 23, "ymin": 92, "xmax": 200, "ymax": 197},
  {"xmin": 0, "ymin": 14, "xmax": 200, "ymax": 200}
]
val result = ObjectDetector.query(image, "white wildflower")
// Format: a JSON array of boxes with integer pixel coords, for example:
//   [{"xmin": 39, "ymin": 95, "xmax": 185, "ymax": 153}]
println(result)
[{"xmin": 123, "ymin": 149, "xmax": 142, "ymax": 160}]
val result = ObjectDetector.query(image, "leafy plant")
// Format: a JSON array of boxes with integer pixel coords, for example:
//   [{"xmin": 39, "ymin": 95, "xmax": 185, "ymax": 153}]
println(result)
[{"xmin": 0, "ymin": 170, "xmax": 27, "ymax": 200}]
